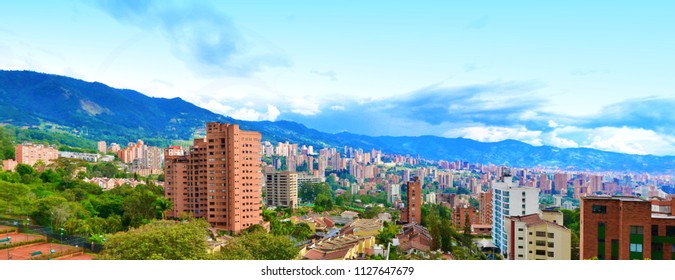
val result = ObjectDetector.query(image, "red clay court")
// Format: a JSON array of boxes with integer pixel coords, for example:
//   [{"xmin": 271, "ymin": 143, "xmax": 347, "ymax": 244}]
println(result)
[
  {"xmin": 1, "ymin": 232, "xmax": 46, "ymax": 244},
  {"xmin": 0, "ymin": 225, "xmax": 16, "ymax": 233},
  {"xmin": 0, "ymin": 242, "xmax": 82, "ymax": 260}
]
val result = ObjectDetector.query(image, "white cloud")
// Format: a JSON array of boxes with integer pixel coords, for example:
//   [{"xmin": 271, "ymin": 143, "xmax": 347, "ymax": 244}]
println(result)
[
  {"xmin": 265, "ymin": 104, "xmax": 281, "ymax": 120},
  {"xmin": 198, "ymin": 100, "xmax": 234, "ymax": 115},
  {"xmin": 288, "ymin": 96, "xmax": 320, "ymax": 115},
  {"xmin": 548, "ymin": 120, "xmax": 559, "ymax": 128},
  {"xmin": 582, "ymin": 126, "xmax": 675, "ymax": 155},
  {"xmin": 538, "ymin": 125, "xmax": 675, "ymax": 155},
  {"xmin": 445, "ymin": 126, "xmax": 543, "ymax": 146},
  {"xmin": 545, "ymin": 130, "xmax": 579, "ymax": 148},
  {"xmin": 198, "ymin": 100, "xmax": 279, "ymax": 121},
  {"xmin": 330, "ymin": 105, "xmax": 345, "ymax": 111}
]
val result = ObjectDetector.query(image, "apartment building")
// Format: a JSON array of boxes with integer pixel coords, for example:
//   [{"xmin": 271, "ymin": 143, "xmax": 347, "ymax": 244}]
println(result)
[
  {"xmin": 164, "ymin": 123, "xmax": 262, "ymax": 234},
  {"xmin": 580, "ymin": 196, "xmax": 675, "ymax": 260},
  {"xmin": 265, "ymin": 171, "xmax": 298, "ymax": 208}
]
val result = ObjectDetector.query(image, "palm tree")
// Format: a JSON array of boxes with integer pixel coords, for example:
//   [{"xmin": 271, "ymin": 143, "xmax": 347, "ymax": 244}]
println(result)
[{"xmin": 154, "ymin": 198, "xmax": 173, "ymax": 220}]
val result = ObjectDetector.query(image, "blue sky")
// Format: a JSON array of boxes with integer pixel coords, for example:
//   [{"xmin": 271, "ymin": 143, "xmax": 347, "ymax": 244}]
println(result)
[{"xmin": 1, "ymin": 1, "xmax": 675, "ymax": 155}]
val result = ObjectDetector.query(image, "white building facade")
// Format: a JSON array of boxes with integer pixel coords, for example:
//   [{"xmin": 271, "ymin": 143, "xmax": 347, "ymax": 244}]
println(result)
[{"xmin": 492, "ymin": 175, "xmax": 540, "ymax": 258}]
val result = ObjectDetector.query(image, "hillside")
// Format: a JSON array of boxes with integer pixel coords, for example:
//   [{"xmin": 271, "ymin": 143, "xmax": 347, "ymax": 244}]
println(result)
[{"xmin": 1, "ymin": 70, "xmax": 674, "ymax": 173}]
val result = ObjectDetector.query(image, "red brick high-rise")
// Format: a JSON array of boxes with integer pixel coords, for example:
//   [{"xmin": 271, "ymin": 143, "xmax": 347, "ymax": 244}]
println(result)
[
  {"xmin": 164, "ymin": 123, "xmax": 262, "ymax": 234},
  {"xmin": 580, "ymin": 196, "xmax": 675, "ymax": 260},
  {"xmin": 478, "ymin": 190, "xmax": 493, "ymax": 225},
  {"xmin": 401, "ymin": 176, "xmax": 422, "ymax": 224}
]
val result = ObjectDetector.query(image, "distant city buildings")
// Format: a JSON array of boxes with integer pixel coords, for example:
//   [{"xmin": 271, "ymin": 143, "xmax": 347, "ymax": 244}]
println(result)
[
  {"xmin": 163, "ymin": 122, "xmax": 262, "ymax": 234},
  {"xmin": 117, "ymin": 139, "xmax": 163, "ymax": 175}
]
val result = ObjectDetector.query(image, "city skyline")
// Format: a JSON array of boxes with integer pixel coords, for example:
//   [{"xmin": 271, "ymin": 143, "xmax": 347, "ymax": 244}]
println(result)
[{"xmin": 1, "ymin": 1, "xmax": 674, "ymax": 155}]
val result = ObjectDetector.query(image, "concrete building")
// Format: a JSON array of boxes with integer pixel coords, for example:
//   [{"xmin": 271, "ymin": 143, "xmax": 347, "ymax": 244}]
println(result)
[
  {"xmin": 15, "ymin": 143, "xmax": 58, "ymax": 166},
  {"xmin": 580, "ymin": 196, "xmax": 675, "ymax": 260},
  {"xmin": 163, "ymin": 123, "xmax": 263, "ymax": 234},
  {"xmin": 58, "ymin": 151, "xmax": 100, "ymax": 162},
  {"xmin": 505, "ymin": 210, "xmax": 572, "ymax": 260},
  {"xmin": 387, "ymin": 184, "xmax": 401, "ymax": 204},
  {"xmin": 265, "ymin": 171, "xmax": 298, "ymax": 208},
  {"xmin": 401, "ymin": 176, "xmax": 422, "ymax": 224},
  {"xmin": 492, "ymin": 174, "xmax": 540, "ymax": 258},
  {"xmin": 97, "ymin": 141, "xmax": 107, "ymax": 154},
  {"xmin": 425, "ymin": 193, "xmax": 437, "ymax": 204}
]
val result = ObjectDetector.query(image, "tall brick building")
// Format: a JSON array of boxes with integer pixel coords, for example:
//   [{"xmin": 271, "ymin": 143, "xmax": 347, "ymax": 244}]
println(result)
[
  {"xmin": 478, "ymin": 190, "xmax": 493, "ymax": 225},
  {"xmin": 401, "ymin": 176, "xmax": 422, "ymax": 224},
  {"xmin": 164, "ymin": 123, "xmax": 263, "ymax": 234},
  {"xmin": 580, "ymin": 196, "xmax": 675, "ymax": 260}
]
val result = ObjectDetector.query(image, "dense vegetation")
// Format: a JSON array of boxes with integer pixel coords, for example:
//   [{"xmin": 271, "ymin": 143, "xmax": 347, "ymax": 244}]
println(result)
[
  {"xmin": 99, "ymin": 219, "xmax": 210, "ymax": 260},
  {"xmin": 0, "ymin": 160, "xmax": 168, "ymax": 238}
]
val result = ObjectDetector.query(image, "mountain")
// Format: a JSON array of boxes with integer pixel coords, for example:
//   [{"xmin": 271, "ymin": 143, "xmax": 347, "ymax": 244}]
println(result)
[{"xmin": 1, "ymin": 70, "xmax": 674, "ymax": 173}]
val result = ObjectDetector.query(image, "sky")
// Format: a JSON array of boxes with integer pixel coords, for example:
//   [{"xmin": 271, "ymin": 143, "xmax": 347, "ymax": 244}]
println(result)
[{"xmin": 1, "ymin": 1, "xmax": 675, "ymax": 155}]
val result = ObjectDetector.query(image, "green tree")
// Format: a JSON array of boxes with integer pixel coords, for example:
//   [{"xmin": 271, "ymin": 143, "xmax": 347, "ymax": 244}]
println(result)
[
  {"xmin": 299, "ymin": 182, "xmax": 332, "ymax": 203},
  {"xmin": 153, "ymin": 197, "xmax": 173, "ymax": 220},
  {"xmin": 427, "ymin": 212, "xmax": 441, "ymax": 251},
  {"xmin": 216, "ymin": 231, "xmax": 299, "ymax": 260},
  {"xmin": 361, "ymin": 206, "xmax": 385, "ymax": 219},
  {"xmin": 290, "ymin": 222, "xmax": 313, "ymax": 240},
  {"xmin": 313, "ymin": 194, "xmax": 333, "ymax": 213},
  {"xmin": 376, "ymin": 222, "xmax": 400, "ymax": 245},
  {"xmin": 463, "ymin": 212, "xmax": 472, "ymax": 236},
  {"xmin": 100, "ymin": 219, "xmax": 210, "ymax": 260}
]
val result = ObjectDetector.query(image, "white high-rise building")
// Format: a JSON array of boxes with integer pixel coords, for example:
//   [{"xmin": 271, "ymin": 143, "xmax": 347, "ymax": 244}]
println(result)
[{"xmin": 492, "ymin": 175, "xmax": 540, "ymax": 258}]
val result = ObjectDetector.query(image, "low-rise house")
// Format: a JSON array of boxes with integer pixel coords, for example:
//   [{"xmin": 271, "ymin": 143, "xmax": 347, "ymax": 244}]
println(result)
[
  {"xmin": 377, "ymin": 212, "xmax": 392, "ymax": 223},
  {"xmin": 339, "ymin": 218, "xmax": 383, "ymax": 237},
  {"xmin": 396, "ymin": 223, "xmax": 433, "ymax": 256},
  {"xmin": 341, "ymin": 210, "xmax": 360, "ymax": 220},
  {"xmin": 301, "ymin": 234, "xmax": 376, "ymax": 260}
]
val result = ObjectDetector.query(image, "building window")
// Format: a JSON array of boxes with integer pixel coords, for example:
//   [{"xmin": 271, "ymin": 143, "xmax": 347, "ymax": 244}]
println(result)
[
  {"xmin": 547, "ymin": 251, "xmax": 554, "ymax": 258},
  {"xmin": 536, "ymin": 240, "xmax": 546, "ymax": 246},
  {"xmin": 518, "ymin": 228, "xmax": 524, "ymax": 232},
  {"xmin": 518, "ymin": 237, "xmax": 523, "ymax": 240},
  {"xmin": 548, "ymin": 242, "xmax": 554, "ymax": 248},
  {"xmin": 629, "ymin": 226, "xmax": 644, "ymax": 235},
  {"xmin": 591, "ymin": 205, "xmax": 607, "ymax": 213},
  {"xmin": 629, "ymin": 243, "xmax": 643, "ymax": 253},
  {"xmin": 518, "ymin": 246, "xmax": 523, "ymax": 249},
  {"xmin": 536, "ymin": 250, "xmax": 546, "ymax": 256},
  {"xmin": 652, "ymin": 225, "xmax": 659, "ymax": 236},
  {"xmin": 547, "ymin": 233, "xmax": 554, "ymax": 238},
  {"xmin": 666, "ymin": 226, "xmax": 675, "ymax": 237},
  {"xmin": 536, "ymin": 231, "xmax": 546, "ymax": 237}
]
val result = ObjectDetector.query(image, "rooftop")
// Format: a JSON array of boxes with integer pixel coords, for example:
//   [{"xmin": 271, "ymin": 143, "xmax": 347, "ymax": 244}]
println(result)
[{"xmin": 582, "ymin": 195, "xmax": 645, "ymax": 202}]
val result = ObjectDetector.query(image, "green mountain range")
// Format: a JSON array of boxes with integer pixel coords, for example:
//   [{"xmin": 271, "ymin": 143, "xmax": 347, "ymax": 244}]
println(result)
[{"xmin": 1, "ymin": 70, "xmax": 674, "ymax": 173}]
